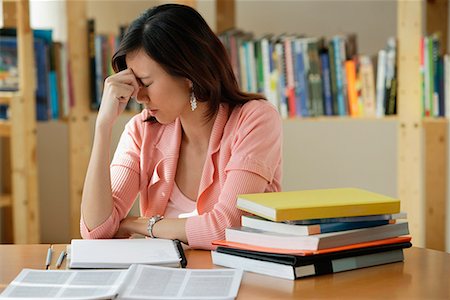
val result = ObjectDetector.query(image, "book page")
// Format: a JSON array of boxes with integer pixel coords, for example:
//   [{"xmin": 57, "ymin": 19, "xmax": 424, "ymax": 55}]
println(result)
[
  {"xmin": 119, "ymin": 265, "xmax": 243, "ymax": 300},
  {"xmin": 0, "ymin": 269, "xmax": 127, "ymax": 299}
]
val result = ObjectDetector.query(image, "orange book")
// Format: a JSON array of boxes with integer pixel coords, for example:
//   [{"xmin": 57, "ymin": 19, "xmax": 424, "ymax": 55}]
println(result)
[
  {"xmin": 345, "ymin": 60, "xmax": 359, "ymax": 116},
  {"xmin": 212, "ymin": 236, "xmax": 411, "ymax": 256}
]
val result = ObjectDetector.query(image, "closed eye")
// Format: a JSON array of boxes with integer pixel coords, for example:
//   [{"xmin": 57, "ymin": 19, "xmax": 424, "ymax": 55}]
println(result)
[{"xmin": 137, "ymin": 78, "xmax": 152, "ymax": 88}]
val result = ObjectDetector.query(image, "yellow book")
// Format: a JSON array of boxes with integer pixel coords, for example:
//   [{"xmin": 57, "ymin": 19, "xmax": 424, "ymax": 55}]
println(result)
[{"xmin": 236, "ymin": 188, "xmax": 400, "ymax": 222}]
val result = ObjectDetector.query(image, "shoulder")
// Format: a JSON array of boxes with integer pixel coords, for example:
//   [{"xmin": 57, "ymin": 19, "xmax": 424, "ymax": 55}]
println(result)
[
  {"xmin": 230, "ymin": 100, "xmax": 281, "ymax": 127},
  {"xmin": 123, "ymin": 110, "xmax": 165, "ymax": 142}
]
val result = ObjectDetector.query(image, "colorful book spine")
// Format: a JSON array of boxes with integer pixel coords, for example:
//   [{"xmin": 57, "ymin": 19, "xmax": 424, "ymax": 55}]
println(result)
[
  {"xmin": 284, "ymin": 37, "xmax": 296, "ymax": 118},
  {"xmin": 293, "ymin": 39, "xmax": 309, "ymax": 117},
  {"xmin": 320, "ymin": 50, "xmax": 333, "ymax": 116},
  {"xmin": 345, "ymin": 60, "xmax": 359, "ymax": 116},
  {"xmin": 376, "ymin": 49, "xmax": 387, "ymax": 117}
]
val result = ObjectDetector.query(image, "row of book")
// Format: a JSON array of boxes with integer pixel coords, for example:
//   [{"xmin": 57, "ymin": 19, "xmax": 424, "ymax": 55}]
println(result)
[
  {"xmin": 211, "ymin": 188, "xmax": 411, "ymax": 280},
  {"xmin": 0, "ymin": 22, "xmax": 140, "ymax": 122},
  {"xmin": 218, "ymin": 30, "xmax": 398, "ymax": 118},
  {"xmin": 1, "ymin": 26, "xmax": 448, "ymax": 121},
  {"xmin": 87, "ymin": 19, "xmax": 142, "ymax": 112},
  {"xmin": 421, "ymin": 33, "xmax": 450, "ymax": 117},
  {"xmin": 0, "ymin": 28, "xmax": 71, "ymax": 121}
]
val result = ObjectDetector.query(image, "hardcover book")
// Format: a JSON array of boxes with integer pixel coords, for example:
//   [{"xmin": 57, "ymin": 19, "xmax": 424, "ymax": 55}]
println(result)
[
  {"xmin": 236, "ymin": 188, "xmax": 400, "ymax": 222},
  {"xmin": 212, "ymin": 241, "xmax": 411, "ymax": 280},
  {"xmin": 225, "ymin": 221, "xmax": 409, "ymax": 251},
  {"xmin": 242, "ymin": 215, "xmax": 390, "ymax": 236}
]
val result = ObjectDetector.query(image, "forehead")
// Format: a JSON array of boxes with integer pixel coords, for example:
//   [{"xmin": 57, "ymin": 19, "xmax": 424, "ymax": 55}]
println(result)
[{"xmin": 125, "ymin": 49, "xmax": 160, "ymax": 75}]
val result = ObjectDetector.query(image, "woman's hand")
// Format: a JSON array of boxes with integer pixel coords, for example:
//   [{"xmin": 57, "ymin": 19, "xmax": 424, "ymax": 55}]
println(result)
[
  {"xmin": 114, "ymin": 216, "xmax": 149, "ymax": 238},
  {"xmin": 96, "ymin": 68, "xmax": 140, "ymax": 129}
]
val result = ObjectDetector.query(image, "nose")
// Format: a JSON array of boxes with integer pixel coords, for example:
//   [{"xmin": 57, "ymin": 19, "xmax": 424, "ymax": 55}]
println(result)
[{"xmin": 136, "ymin": 87, "xmax": 149, "ymax": 104}]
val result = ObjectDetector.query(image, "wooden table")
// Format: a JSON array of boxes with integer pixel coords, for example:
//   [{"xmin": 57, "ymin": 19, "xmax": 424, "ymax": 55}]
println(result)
[{"xmin": 0, "ymin": 245, "xmax": 449, "ymax": 299}]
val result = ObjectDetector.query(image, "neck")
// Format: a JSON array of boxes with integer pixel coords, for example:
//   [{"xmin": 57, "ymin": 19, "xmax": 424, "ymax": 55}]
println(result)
[{"xmin": 179, "ymin": 102, "xmax": 216, "ymax": 149}]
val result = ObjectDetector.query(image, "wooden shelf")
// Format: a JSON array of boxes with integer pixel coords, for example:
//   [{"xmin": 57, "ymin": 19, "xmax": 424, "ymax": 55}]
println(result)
[
  {"xmin": 0, "ymin": 121, "xmax": 11, "ymax": 137},
  {"xmin": 0, "ymin": 194, "xmax": 12, "ymax": 208},
  {"xmin": 0, "ymin": 92, "xmax": 17, "ymax": 105}
]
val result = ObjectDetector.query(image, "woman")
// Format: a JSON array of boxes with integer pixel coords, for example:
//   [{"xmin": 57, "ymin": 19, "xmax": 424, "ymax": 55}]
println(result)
[{"xmin": 80, "ymin": 4, "xmax": 282, "ymax": 250}]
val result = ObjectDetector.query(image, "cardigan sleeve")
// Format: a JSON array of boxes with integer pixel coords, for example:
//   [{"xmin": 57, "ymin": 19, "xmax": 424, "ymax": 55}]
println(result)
[
  {"xmin": 80, "ymin": 117, "xmax": 142, "ymax": 239},
  {"xmin": 185, "ymin": 101, "xmax": 282, "ymax": 249}
]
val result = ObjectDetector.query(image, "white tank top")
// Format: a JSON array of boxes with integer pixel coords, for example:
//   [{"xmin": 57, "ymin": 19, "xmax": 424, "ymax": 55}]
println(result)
[{"xmin": 164, "ymin": 182, "xmax": 198, "ymax": 218}]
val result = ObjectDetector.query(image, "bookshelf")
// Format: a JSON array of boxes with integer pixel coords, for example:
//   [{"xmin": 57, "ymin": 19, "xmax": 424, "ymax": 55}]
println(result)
[
  {"xmin": 0, "ymin": 0, "xmax": 40, "ymax": 243},
  {"xmin": 2, "ymin": 1, "xmax": 445, "ymax": 249}
]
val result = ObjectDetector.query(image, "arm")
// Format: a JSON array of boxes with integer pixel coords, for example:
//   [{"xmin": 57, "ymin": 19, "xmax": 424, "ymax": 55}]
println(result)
[
  {"xmin": 117, "ymin": 102, "xmax": 282, "ymax": 247},
  {"xmin": 81, "ymin": 69, "xmax": 139, "ymax": 233},
  {"xmin": 115, "ymin": 170, "xmax": 268, "ymax": 244}
]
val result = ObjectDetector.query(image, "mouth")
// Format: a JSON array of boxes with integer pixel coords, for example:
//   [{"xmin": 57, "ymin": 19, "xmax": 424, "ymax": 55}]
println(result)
[{"xmin": 147, "ymin": 108, "xmax": 158, "ymax": 116}]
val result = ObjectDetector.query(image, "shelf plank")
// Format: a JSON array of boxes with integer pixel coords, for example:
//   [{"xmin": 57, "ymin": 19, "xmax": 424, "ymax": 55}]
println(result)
[
  {"xmin": 0, "ymin": 121, "xmax": 11, "ymax": 137},
  {"xmin": 0, "ymin": 194, "xmax": 12, "ymax": 208},
  {"xmin": 0, "ymin": 92, "xmax": 17, "ymax": 105}
]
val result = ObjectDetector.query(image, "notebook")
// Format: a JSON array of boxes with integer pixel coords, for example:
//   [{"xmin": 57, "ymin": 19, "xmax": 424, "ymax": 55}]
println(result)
[{"xmin": 69, "ymin": 238, "xmax": 187, "ymax": 269}]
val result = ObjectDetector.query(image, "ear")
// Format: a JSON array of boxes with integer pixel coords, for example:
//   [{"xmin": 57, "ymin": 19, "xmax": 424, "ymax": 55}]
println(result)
[{"xmin": 186, "ymin": 79, "xmax": 193, "ymax": 89}]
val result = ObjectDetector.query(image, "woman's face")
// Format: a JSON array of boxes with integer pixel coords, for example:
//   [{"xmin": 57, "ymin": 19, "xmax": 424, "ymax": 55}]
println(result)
[{"xmin": 125, "ymin": 49, "xmax": 191, "ymax": 124}]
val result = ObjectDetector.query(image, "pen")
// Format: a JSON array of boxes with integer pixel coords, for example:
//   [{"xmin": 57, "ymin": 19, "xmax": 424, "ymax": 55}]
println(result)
[
  {"xmin": 56, "ymin": 250, "xmax": 66, "ymax": 269},
  {"xmin": 45, "ymin": 245, "xmax": 53, "ymax": 270}
]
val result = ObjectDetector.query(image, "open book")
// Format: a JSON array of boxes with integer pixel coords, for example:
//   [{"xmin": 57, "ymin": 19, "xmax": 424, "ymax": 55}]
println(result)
[
  {"xmin": 0, "ymin": 264, "xmax": 243, "ymax": 300},
  {"xmin": 69, "ymin": 238, "xmax": 186, "ymax": 269}
]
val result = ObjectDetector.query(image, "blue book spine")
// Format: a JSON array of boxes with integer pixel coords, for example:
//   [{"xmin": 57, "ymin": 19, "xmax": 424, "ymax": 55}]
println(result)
[
  {"xmin": 294, "ymin": 40, "xmax": 309, "ymax": 117},
  {"xmin": 34, "ymin": 38, "xmax": 50, "ymax": 121},
  {"xmin": 333, "ymin": 37, "xmax": 345, "ymax": 116},
  {"xmin": 319, "ymin": 220, "xmax": 390, "ymax": 233},
  {"xmin": 49, "ymin": 71, "xmax": 59, "ymax": 119},
  {"xmin": 320, "ymin": 52, "xmax": 333, "ymax": 116}
]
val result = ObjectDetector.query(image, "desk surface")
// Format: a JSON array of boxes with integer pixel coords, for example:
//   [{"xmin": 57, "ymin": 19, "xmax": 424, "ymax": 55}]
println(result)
[{"xmin": 0, "ymin": 245, "xmax": 448, "ymax": 299}]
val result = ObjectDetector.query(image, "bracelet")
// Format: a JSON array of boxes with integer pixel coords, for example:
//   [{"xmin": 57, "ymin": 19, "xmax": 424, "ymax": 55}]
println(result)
[{"xmin": 147, "ymin": 215, "xmax": 164, "ymax": 238}]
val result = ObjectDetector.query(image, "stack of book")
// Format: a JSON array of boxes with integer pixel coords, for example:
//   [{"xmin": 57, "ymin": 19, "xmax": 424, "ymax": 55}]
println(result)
[{"xmin": 211, "ymin": 188, "xmax": 411, "ymax": 280}]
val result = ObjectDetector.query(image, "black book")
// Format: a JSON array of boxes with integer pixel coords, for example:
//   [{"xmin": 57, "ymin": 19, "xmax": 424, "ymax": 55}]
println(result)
[{"xmin": 212, "ymin": 241, "xmax": 411, "ymax": 280}]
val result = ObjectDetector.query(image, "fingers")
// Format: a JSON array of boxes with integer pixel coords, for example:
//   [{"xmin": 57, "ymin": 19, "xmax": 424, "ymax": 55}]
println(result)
[{"xmin": 105, "ymin": 68, "xmax": 140, "ymax": 101}]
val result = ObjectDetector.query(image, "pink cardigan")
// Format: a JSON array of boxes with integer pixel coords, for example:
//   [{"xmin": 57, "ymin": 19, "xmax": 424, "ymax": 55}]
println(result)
[{"xmin": 80, "ymin": 100, "xmax": 282, "ymax": 249}]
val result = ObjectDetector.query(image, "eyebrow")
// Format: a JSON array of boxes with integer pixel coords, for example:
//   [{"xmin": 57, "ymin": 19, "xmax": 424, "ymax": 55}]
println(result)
[{"xmin": 136, "ymin": 75, "xmax": 152, "ymax": 80}]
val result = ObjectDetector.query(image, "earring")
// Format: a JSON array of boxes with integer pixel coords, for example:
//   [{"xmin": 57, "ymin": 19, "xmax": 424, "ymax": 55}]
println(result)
[{"xmin": 190, "ymin": 90, "xmax": 198, "ymax": 111}]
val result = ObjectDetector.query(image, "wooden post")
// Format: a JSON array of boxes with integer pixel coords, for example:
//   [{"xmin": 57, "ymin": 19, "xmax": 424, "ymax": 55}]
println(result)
[
  {"xmin": 216, "ymin": 0, "xmax": 235, "ymax": 33},
  {"xmin": 424, "ymin": 119, "xmax": 448, "ymax": 251},
  {"xmin": 397, "ymin": 1, "xmax": 424, "ymax": 247},
  {"xmin": 66, "ymin": 0, "xmax": 92, "ymax": 239},
  {"xmin": 10, "ymin": 0, "xmax": 40, "ymax": 244}
]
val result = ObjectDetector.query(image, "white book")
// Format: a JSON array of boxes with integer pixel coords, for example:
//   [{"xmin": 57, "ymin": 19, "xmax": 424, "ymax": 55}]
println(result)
[
  {"xmin": 0, "ymin": 265, "xmax": 243, "ymax": 300},
  {"xmin": 445, "ymin": 55, "xmax": 450, "ymax": 118},
  {"xmin": 225, "ymin": 221, "xmax": 409, "ymax": 251},
  {"xmin": 69, "ymin": 239, "xmax": 186, "ymax": 269},
  {"xmin": 376, "ymin": 49, "xmax": 387, "ymax": 117}
]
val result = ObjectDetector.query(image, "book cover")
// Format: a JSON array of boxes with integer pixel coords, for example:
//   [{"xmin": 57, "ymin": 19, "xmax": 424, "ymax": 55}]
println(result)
[
  {"xmin": 225, "ymin": 222, "xmax": 409, "ymax": 251},
  {"xmin": 284, "ymin": 212, "xmax": 406, "ymax": 225},
  {"xmin": 306, "ymin": 38, "xmax": 324, "ymax": 116},
  {"xmin": 0, "ymin": 36, "xmax": 19, "ymax": 91},
  {"xmin": 345, "ymin": 60, "xmax": 359, "ymax": 116},
  {"xmin": 236, "ymin": 188, "xmax": 400, "ymax": 221},
  {"xmin": 212, "ymin": 236, "xmax": 412, "ymax": 256},
  {"xmin": 242, "ymin": 215, "xmax": 390, "ymax": 236},
  {"xmin": 215, "ymin": 240, "xmax": 411, "ymax": 267},
  {"xmin": 320, "ymin": 49, "xmax": 334, "ymax": 115},
  {"xmin": 212, "ymin": 241, "xmax": 410, "ymax": 280},
  {"xmin": 359, "ymin": 55, "xmax": 376, "ymax": 117}
]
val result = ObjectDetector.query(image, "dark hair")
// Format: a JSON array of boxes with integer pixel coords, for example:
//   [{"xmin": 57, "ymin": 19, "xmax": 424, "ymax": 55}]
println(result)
[{"xmin": 112, "ymin": 3, "xmax": 264, "ymax": 121}]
